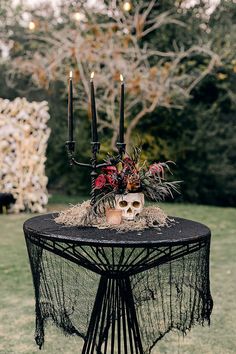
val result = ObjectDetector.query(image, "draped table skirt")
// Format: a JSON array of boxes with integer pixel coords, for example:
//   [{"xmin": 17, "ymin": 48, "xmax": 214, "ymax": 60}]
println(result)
[{"xmin": 24, "ymin": 213, "xmax": 213, "ymax": 354}]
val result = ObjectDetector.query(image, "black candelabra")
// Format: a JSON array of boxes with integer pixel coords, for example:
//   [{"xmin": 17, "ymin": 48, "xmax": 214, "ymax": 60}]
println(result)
[{"xmin": 66, "ymin": 72, "xmax": 126, "ymax": 206}]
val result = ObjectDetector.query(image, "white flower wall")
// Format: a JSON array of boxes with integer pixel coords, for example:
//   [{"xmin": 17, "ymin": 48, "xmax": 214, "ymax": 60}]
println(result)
[{"xmin": 0, "ymin": 97, "xmax": 50, "ymax": 213}]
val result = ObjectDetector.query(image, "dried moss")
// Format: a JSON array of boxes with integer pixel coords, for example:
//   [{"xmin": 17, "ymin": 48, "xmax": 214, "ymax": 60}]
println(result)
[{"xmin": 55, "ymin": 200, "xmax": 171, "ymax": 232}]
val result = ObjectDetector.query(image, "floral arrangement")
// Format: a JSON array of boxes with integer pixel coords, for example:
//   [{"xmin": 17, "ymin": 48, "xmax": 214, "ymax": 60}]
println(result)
[
  {"xmin": 94, "ymin": 147, "xmax": 180, "ymax": 205},
  {"xmin": 56, "ymin": 147, "xmax": 180, "ymax": 228}
]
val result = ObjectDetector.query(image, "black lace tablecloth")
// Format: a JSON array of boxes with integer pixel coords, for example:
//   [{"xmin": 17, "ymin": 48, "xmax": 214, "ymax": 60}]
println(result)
[{"xmin": 24, "ymin": 213, "xmax": 213, "ymax": 354}]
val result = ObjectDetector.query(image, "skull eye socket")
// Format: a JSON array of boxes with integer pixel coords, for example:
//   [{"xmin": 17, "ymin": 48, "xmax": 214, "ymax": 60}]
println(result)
[
  {"xmin": 119, "ymin": 200, "xmax": 128, "ymax": 208},
  {"xmin": 132, "ymin": 201, "xmax": 140, "ymax": 208}
]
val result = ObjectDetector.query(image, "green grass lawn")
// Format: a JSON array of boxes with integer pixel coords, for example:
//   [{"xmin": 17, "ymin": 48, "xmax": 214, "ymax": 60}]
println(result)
[{"xmin": 0, "ymin": 197, "xmax": 235, "ymax": 354}]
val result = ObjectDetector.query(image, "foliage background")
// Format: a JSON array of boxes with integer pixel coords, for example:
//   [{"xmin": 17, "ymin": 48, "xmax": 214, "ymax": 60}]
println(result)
[{"xmin": 0, "ymin": 0, "xmax": 235, "ymax": 206}]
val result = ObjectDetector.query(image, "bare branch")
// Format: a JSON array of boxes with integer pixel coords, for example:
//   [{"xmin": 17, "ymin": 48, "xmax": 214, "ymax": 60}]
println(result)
[{"xmin": 4, "ymin": 0, "xmax": 219, "ymax": 147}]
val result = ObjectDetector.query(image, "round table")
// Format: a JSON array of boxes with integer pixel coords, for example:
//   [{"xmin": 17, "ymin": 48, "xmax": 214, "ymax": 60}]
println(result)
[{"xmin": 24, "ymin": 213, "xmax": 213, "ymax": 354}]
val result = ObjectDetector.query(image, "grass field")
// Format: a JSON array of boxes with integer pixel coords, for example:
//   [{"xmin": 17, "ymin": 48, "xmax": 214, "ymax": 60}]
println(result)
[{"xmin": 0, "ymin": 196, "xmax": 235, "ymax": 354}]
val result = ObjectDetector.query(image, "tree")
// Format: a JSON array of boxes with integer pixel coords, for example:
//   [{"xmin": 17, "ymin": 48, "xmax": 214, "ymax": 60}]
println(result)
[
  {"xmin": 6, "ymin": 0, "xmax": 220, "ymax": 149},
  {"xmin": 136, "ymin": 0, "xmax": 236, "ymax": 206}
]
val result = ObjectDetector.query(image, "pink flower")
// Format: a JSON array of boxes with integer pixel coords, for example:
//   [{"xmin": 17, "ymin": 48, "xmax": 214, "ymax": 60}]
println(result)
[
  {"xmin": 95, "ymin": 174, "xmax": 106, "ymax": 189},
  {"xmin": 149, "ymin": 163, "xmax": 164, "ymax": 177}
]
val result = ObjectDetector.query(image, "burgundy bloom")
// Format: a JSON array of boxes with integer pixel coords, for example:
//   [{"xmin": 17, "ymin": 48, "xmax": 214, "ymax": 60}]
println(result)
[
  {"xmin": 149, "ymin": 163, "xmax": 164, "ymax": 177},
  {"xmin": 106, "ymin": 175, "xmax": 118, "ymax": 188},
  {"xmin": 95, "ymin": 174, "xmax": 106, "ymax": 189},
  {"xmin": 123, "ymin": 157, "xmax": 135, "ymax": 166},
  {"xmin": 102, "ymin": 166, "xmax": 117, "ymax": 175},
  {"xmin": 122, "ymin": 157, "xmax": 136, "ymax": 173}
]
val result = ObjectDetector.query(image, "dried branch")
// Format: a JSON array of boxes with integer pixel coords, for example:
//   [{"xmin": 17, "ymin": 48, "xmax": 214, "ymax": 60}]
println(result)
[{"xmin": 4, "ymin": 0, "xmax": 220, "ymax": 149}]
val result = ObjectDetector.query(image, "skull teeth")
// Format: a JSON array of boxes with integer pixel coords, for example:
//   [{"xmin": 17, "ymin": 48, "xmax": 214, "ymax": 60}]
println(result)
[{"xmin": 115, "ymin": 193, "xmax": 144, "ymax": 221}]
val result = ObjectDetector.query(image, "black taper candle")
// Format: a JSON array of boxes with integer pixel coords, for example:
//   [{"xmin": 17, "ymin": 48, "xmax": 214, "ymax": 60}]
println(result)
[
  {"xmin": 119, "ymin": 74, "xmax": 124, "ymax": 143},
  {"xmin": 90, "ymin": 72, "xmax": 98, "ymax": 142},
  {"xmin": 68, "ymin": 70, "xmax": 74, "ymax": 141}
]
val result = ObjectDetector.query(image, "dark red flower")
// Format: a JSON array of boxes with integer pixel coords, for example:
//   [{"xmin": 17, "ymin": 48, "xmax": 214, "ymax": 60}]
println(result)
[
  {"xmin": 122, "ymin": 157, "xmax": 136, "ymax": 173},
  {"xmin": 123, "ymin": 157, "xmax": 135, "ymax": 166},
  {"xmin": 95, "ymin": 174, "xmax": 106, "ymax": 189},
  {"xmin": 102, "ymin": 166, "xmax": 117, "ymax": 175},
  {"xmin": 149, "ymin": 163, "xmax": 164, "ymax": 177},
  {"xmin": 106, "ymin": 175, "xmax": 118, "ymax": 188}
]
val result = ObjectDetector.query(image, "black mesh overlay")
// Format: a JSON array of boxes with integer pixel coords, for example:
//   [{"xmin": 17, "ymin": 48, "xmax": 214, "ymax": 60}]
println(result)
[{"xmin": 24, "ymin": 214, "xmax": 213, "ymax": 354}]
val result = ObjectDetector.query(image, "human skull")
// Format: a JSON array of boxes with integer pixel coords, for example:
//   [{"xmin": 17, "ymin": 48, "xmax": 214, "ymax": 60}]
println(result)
[{"xmin": 115, "ymin": 193, "xmax": 144, "ymax": 221}]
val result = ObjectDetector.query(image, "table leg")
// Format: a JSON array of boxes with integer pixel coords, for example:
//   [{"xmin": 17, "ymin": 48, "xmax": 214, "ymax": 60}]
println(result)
[{"xmin": 82, "ymin": 275, "xmax": 144, "ymax": 354}]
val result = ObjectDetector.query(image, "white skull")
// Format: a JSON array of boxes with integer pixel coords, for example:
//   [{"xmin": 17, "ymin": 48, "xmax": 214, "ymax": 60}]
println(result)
[{"xmin": 115, "ymin": 193, "xmax": 144, "ymax": 221}]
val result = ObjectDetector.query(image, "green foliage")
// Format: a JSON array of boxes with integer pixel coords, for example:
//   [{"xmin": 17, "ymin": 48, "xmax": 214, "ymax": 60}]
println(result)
[
  {"xmin": 138, "ymin": 69, "xmax": 236, "ymax": 206},
  {"xmin": 136, "ymin": 0, "xmax": 236, "ymax": 206}
]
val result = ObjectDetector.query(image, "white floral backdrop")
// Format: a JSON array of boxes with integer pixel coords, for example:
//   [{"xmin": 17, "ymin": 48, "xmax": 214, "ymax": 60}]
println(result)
[{"xmin": 0, "ymin": 97, "xmax": 50, "ymax": 213}]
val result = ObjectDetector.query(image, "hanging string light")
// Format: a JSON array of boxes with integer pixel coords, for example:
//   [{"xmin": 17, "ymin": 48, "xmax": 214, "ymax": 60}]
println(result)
[
  {"xmin": 123, "ymin": 1, "xmax": 132, "ymax": 12},
  {"xmin": 73, "ymin": 12, "xmax": 86, "ymax": 22},
  {"xmin": 28, "ymin": 21, "xmax": 36, "ymax": 31}
]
